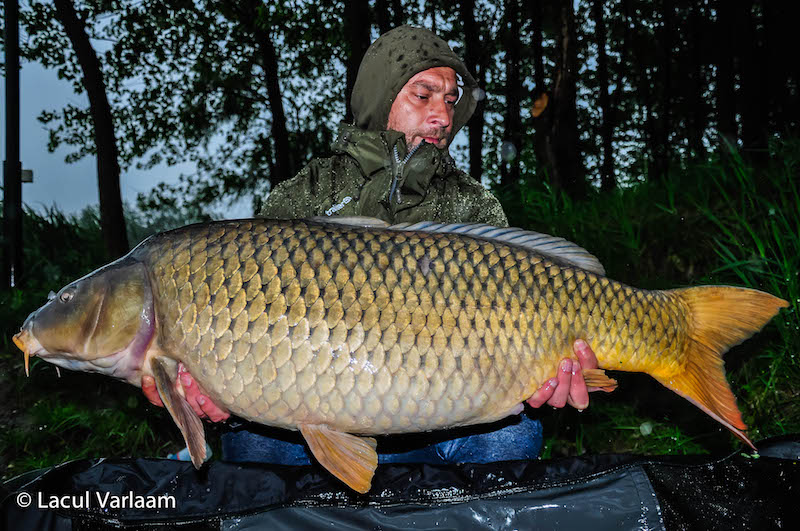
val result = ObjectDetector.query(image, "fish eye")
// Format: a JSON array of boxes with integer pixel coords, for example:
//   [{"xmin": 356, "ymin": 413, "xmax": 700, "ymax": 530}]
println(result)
[{"xmin": 59, "ymin": 291, "xmax": 74, "ymax": 303}]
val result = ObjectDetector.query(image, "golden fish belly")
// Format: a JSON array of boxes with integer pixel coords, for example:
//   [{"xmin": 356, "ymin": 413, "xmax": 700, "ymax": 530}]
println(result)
[{"xmin": 139, "ymin": 219, "xmax": 687, "ymax": 435}]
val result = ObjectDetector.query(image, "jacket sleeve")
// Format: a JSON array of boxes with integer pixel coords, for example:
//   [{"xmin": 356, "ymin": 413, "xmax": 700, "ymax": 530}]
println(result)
[
  {"xmin": 450, "ymin": 171, "xmax": 509, "ymax": 228},
  {"xmin": 470, "ymin": 187, "xmax": 509, "ymax": 227},
  {"xmin": 259, "ymin": 161, "xmax": 322, "ymax": 219}
]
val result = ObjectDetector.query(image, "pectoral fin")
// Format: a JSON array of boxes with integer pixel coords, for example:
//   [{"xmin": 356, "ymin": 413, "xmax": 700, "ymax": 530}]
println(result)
[
  {"xmin": 150, "ymin": 357, "xmax": 207, "ymax": 469},
  {"xmin": 582, "ymin": 368, "xmax": 618, "ymax": 392},
  {"xmin": 299, "ymin": 424, "xmax": 378, "ymax": 493}
]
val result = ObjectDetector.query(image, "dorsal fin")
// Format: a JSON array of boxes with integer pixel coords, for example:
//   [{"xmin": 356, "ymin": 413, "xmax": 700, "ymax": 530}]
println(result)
[
  {"xmin": 388, "ymin": 221, "xmax": 606, "ymax": 276},
  {"xmin": 309, "ymin": 216, "xmax": 390, "ymax": 228}
]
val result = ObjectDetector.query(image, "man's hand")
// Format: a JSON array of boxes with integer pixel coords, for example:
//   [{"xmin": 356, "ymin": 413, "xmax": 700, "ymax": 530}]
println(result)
[
  {"xmin": 142, "ymin": 362, "xmax": 230, "ymax": 422},
  {"xmin": 526, "ymin": 339, "xmax": 599, "ymax": 411}
]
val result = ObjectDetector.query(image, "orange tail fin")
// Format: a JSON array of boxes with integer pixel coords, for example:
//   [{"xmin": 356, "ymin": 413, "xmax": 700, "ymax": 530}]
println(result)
[{"xmin": 654, "ymin": 286, "xmax": 788, "ymax": 449}]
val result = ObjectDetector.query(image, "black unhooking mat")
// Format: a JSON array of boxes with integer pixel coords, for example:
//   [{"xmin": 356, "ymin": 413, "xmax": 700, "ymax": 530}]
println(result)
[{"xmin": 2, "ymin": 435, "xmax": 798, "ymax": 530}]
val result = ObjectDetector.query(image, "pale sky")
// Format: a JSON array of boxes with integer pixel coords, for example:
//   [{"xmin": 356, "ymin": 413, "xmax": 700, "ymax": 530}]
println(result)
[{"xmin": 1, "ymin": 60, "xmax": 251, "ymax": 218}]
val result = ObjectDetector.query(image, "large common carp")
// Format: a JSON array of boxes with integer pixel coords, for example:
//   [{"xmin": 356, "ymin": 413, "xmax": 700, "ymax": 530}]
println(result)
[{"xmin": 13, "ymin": 218, "xmax": 788, "ymax": 493}]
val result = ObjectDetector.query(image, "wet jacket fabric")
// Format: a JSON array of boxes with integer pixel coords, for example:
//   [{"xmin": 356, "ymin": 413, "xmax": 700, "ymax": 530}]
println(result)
[
  {"xmin": 260, "ymin": 25, "xmax": 508, "ymax": 227},
  {"xmin": 260, "ymin": 125, "xmax": 508, "ymax": 225}
]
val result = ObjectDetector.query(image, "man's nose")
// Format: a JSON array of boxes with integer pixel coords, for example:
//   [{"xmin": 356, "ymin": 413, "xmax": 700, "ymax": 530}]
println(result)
[{"xmin": 428, "ymin": 97, "xmax": 451, "ymax": 127}]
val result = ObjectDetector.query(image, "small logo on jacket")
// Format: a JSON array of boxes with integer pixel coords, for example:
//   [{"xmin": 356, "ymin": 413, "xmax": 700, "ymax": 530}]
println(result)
[{"xmin": 325, "ymin": 196, "xmax": 352, "ymax": 216}]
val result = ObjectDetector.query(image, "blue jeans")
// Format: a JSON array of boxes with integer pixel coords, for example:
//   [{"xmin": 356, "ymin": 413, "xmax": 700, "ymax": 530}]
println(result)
[{"xmin": 222, "ymin": 413, "xmax": 543, "ymax": 465}]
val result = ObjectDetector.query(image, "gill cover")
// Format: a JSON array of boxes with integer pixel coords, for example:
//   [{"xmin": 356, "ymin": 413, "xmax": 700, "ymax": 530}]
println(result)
[{"xmin": 29, "ymin": 259, "xmax": 148, "ymax": 359}]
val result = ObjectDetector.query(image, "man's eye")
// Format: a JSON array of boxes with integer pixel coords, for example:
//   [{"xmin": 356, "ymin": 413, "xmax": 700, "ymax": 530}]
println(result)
[
  {"xmin": 416, "ymin": 94, "xmax": 428, "ymax": 100},
  {"xmin": 446, "ymin": 99, "xmax": 457, "ymax": 106}
]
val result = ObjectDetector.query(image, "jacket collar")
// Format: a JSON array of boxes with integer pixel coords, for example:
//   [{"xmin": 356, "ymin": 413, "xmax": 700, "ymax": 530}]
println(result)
[{"xmin": 330, "ymin": 123, "xmax": 456, "ymax": 195}]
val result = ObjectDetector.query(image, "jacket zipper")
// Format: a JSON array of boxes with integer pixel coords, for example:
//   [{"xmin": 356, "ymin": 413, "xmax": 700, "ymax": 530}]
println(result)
[{"xmin": 389, "ymin": 142, "xmax": 421, "ymax": 204}]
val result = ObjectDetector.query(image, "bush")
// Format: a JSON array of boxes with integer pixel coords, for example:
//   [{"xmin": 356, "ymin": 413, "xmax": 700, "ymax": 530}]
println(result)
[{"xmin": 0, "ymin": 204, "xmax": 195, "ymax": 479}]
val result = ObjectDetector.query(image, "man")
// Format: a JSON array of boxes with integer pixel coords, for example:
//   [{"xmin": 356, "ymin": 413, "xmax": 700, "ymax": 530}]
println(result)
[{"xmin": 143, "ymin": 25, "xmax": 600, "ymax": 465}]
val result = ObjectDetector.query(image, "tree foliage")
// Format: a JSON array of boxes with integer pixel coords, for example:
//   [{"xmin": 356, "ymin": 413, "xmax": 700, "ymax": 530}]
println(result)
[{"xmin": 8, "ymin": 0, "xmax": 799, "ymax": 215}]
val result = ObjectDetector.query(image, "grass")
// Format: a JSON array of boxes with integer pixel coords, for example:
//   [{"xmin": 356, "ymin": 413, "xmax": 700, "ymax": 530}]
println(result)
[
  {"xmin": 1, "ymin": 141, "xmax": 798, "ymax": 479},
  {"xmin": 499, "ymin": 139, "xmax": 800, "ymax": 456},
  {"xmin": 696, "ymin": 143, "xmax": 800, "ymax": 443},
  {"xmin": 0, "ymin": 206, "xmax": 198, "ymax": 480},
  {"xmin": 540, "ymin": 401, "xmax": 710, "ymax": 459},
  {"xmin": 0, "ymin": 359, "xmax": 182, "ymax": 477}
]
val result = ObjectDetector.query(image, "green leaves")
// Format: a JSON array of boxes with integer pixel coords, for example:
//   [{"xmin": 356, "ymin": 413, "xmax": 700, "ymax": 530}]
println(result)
[{"xmin": 18, "ymin": 0, "xmax": 342, "ymax": 214}]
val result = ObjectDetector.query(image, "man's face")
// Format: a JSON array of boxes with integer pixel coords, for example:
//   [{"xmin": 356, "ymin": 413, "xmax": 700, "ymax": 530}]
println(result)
[{"xmin": 387, "ymin": 66, "xmax": 459, "ymax": 150}]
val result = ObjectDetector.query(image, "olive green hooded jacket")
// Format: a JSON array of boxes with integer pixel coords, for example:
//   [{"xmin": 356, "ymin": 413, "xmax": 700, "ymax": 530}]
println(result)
[{"xmin": 260, "ymin": 25, "xmax": 508, "ymax": 227}]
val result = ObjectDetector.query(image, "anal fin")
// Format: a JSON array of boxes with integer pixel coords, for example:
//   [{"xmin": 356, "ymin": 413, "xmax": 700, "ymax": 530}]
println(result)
[
  {"xmin": 150, "ymin": 357, "xmax": 207, "ymax": 469},
  {"xmin": 583, "ymin": 368, "xmax": 618, "ymax": 392},
  {"xmin": 299, "ymin": 424, "xmax": 377, "ymax": 494}
]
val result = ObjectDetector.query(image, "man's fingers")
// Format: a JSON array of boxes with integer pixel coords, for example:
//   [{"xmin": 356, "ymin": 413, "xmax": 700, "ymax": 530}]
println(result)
[
  {"xmin": 529, "ymin": 343, "xmax": 598, "ymax": 411},
  {"xmin": 176, "ymin": 363, "xmax": 209, "ymax": 419},
  {"xmin": 573, "ymin": 340, "xmax": 598, "ymax": 369},
  {"xmin": 566, "ymin": 361, "xmax": 590, "ymax": 410},
  {"xmin": 573, "ymin": 339, "xmax": 601, "ymax": 393},
  {"xmin": 526, "ymin": 378, "xmax": 558, "ymax": 408},
  {"xmin": 547, "ymin": 359, "xmax": 572, "ymax": 408},
  {"xmin": 177, "ymin": 362, "xmax": 230, "ymax": 422},
  {"xmin": 197, "ymin": 395, "xmax": 231, "ymax": 423},
  {"xmin": 142, "ymin": 363, "xmax": 229, "ymax": 422},
  {"xmin": 141, "ymin": 375, "xmax": 164, "ymax": 407}
]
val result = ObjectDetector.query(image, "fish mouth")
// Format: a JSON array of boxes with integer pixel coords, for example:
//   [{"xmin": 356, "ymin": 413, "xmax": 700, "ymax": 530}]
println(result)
[{"xmin": 13, "ymin": 329, "xmax": 44, "ymax": 377}]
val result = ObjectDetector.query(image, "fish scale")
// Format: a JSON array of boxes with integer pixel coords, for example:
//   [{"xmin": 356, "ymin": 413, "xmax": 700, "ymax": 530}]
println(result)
[
  {"xmin": 15, "ymin": 217, "xmax": 787, "ymax": 493},
  {"xmin": 139, "ymin": 219, "xmax": 683, "ymax": 434}
]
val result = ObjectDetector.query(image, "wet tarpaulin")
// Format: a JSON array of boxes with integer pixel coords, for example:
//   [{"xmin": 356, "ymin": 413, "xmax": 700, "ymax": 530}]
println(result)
[{"xmin": 2, "ymin": 435, "xmax": 798, "ymax": 530}]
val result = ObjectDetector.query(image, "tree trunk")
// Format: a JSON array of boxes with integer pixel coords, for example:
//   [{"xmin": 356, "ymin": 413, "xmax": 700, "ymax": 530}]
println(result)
[
  {"xmin": 687, "ymin": 2, "xmax": 706, "ymax": 160},
  {"xmin": 651, "ymin": 0, "xmax": 673, "ymax": 182},
  {"xmin": 592, "ymin": 0, "xmax": 615, "ymax": 191},
  {"xmin": 736, "ymin": 0, "xmax": 769, "ymax": 166},
  {"xmin": 528, "ymin": 0, "xmax": 550, "ymax": 180},
  {"xmin": 787, "ymin": 3, "xmax": 800, "ymax": 133},
  {"xmin": 344, "ymin": 0, "xmax": 371, "ymax": 124},
  {"xmin": 607, "ymin": 0, "xmax": 631, "ymax": 173},
  {"xmin": 625, "ymin": 0, "xmax": 657, "ymax": 177},
  {"xmin": 529, "ymin": 0, "xmax": 545, "ymax": 93},
  {"xmin": 764, "ymin": 2, "xmax": 800, "ymax": 134},
  {"xmin": 501, "ymin": 0, "xmax": 522, "ymax": 187},
  {"xmin": 235, "ymin": 0, "xmax": 294, "ymax": 185},
  {"xmin": 761, "ymin": 2, "xmax": 782, "ymax": 134},
  {"xmin": 390, "ymin": 0, "xmax": 404, "ymax": 27},
  {"xmin": 259, "ymin": 30, "xmax": 293, "ymax": 184},
  {"xmin": 550, "ymin": 0, "xmax": 585, "ymax": 198},
  {"xmin": 375, "ymin": 0, "xmax": 392, "ymax": 34},
  {"xmin": 53, "ymin": 0, "xmax": 128, "ymax": 259},
  {"xmin": 258, "ymin": 30, "xmax": 297, "ymax": 187},
  {"xmin": 460, "ymin": 0, "xmax": 486, "ymax": 180},
  {"xmin": 715, "ymin": 0, "xmax": 737, "ymax": 149},
  {"xmin": 612, "ymin": 0, "xmax": 631, "ymax": 114}
]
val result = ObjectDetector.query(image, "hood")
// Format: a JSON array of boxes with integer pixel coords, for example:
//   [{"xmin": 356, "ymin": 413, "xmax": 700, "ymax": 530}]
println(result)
[{"xmin": 350, "ymin": 25, "xmax": 478, "ymax": 147}]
